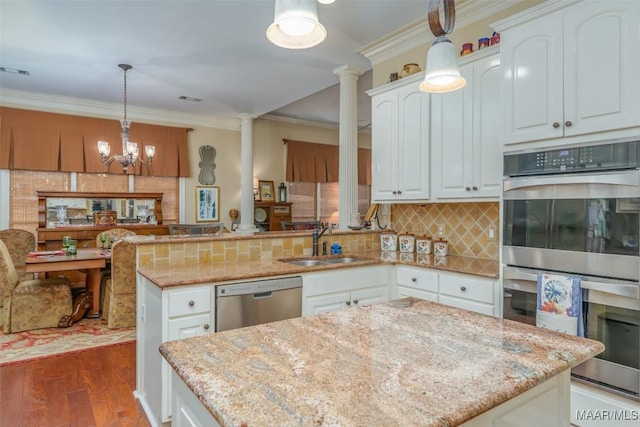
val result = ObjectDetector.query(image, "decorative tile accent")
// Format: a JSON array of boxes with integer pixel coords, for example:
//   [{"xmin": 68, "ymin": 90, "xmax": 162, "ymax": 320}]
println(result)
[{"xmin": 391, "ymin": 202, "xmax": 499, "ymax": 260}]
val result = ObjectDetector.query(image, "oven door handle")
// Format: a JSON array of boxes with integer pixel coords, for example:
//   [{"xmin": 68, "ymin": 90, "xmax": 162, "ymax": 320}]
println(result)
[
  {"xmin": 503, "ymin": 268, "xmax": 640, "ymax": 300},
  {"xmin": 503, "ymin": 170, "xmax": 639, "ymax": 192}
]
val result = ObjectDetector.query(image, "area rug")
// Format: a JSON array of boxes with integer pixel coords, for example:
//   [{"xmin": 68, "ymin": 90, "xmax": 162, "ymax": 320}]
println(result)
[{"xmin": 0, "ymin": 317, "xmax": 136, "ymax": 366}]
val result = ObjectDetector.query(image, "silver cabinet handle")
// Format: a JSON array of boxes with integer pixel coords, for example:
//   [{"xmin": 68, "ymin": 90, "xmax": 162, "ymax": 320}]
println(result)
[
  {"xmin": 472, "ymin": 186, "xmax": 478, "ymax": 191},
  {"xmin": 553, "ymin": 122, "xmax": 560, "ymax": 128},
  {"xmin": 460, "ymin": 286, "xmax": 467, "ymax": 291},
  {"xmin": 565, "ymin": 120, "xmax": 572, "ymax": 127},
  {"xmin": 188, "ymin": 300, "xmax": 195, "ymax": 307},
  {"xmin": 397, "ymin": 190, "xmax": 402, "ymax": 194},
  {"xmin": 392, "ymin": 191, "xmax": 397, "ymax": 194},
  {"xmin": 411, "ymin": 277, "xmax": 417, "ymax": 282},
  {"xmin": 203, "ymin": 324, "xmax": 210, "ymax": 330},
  {"xmin": 346, "ymin": 301, "xmax": 351, "ymax": 306},
  {"xmin": 353, "ymin": 299, "xmax": 359, "ymax": 304},
  {"xmin": 465, "ymin": 187, "xmax": 470, "ymax": 191}
]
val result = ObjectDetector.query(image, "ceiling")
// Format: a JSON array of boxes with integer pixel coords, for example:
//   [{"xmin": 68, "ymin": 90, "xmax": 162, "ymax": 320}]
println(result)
[{"xmin": 0, "ymin": 0, "xmax": 439, "ymax": 128}]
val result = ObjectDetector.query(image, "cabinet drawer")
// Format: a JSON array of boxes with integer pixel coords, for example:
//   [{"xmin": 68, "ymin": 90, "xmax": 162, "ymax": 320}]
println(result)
[
  {"xmin": 439, "ymin": 274, "xmax": 494, "ymax": 304},
  {"xmin": 167, "ymin": 314, "xmax": 212, "ymax": 341},
  {"xmin": 168, "ymin": 288, "xmax": 211, "ymax": 318},
  {"xmin": 395, "ymin": 266, "xmax": 438, "ymax": 292},
  {"xmin": 439, "ymin": 295, "xmax": 495, "ymax": 316}
]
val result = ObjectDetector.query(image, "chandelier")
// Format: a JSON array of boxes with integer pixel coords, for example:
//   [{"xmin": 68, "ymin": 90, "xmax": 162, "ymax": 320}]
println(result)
[
  {"xmin": 419, "ymin": 0, "xmax": 466, "ymax": 93},
  {"xmin": 97, "ymin": 64, "xmax": 155, "ymax": 170}
]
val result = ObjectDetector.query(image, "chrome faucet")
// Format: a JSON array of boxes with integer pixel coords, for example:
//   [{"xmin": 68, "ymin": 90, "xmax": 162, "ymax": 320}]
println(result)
[{"xmin": 312, "ymin": 226, "xmax": 331, "ymax": 256}]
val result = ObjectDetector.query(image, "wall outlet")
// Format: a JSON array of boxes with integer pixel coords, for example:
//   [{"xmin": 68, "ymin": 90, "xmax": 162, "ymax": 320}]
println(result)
[
  {"xmin": 437, "ymin": 224, "xmax": 445, "ymax": 238},
  {"xmin": 488, "ymin": 228, "xmax": 495, "ymax": 241}
]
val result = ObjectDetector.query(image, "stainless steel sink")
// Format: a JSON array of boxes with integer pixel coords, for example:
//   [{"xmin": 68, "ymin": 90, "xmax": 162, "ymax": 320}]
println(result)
[
  {"xmin": 322, "ymin": 257, "xmax": 368, "ymax": 264},
  {"xmin": 280, "ymin": 256, "xmax": 369, "ymax": 267},
  {"xmin": 284, "ymin": 259, "xmax": 330, "ymax": 267}
]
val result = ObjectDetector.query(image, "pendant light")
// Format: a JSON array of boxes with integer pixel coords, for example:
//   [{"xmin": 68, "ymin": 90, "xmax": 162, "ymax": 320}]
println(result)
[
  {"xmin": 419, "ymin": 0, "xmax": 466, "ymax": 93},
  {"xmin": 266, "ymin": 0, "xmax": 327, "ymax": 49}
]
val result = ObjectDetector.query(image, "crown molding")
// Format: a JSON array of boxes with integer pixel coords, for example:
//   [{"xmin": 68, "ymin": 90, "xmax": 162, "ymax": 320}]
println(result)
[
  {"xmin": 492, "ymin": 0, "xmax": 579, "ymax": 31},
  {"xmin": 0, "ymin": 88, "xmax": 241, "ymax": 130},
  {"xmin": 261, "ymin": 113, "xmax": 371, "ymax": 134},
  {"xmin": 358, "ymin": 0, "xmax": 529, "ymax": 65}
]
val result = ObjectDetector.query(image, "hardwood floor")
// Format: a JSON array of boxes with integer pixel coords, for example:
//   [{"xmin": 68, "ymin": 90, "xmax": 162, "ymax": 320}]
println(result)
[{"xmin": 0, "ymin": 342, "xmax": 150, "ymax": 427}]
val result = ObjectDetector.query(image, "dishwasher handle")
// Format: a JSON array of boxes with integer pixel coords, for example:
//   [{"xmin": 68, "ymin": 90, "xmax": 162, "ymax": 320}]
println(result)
[{"xmin": 253, "ymin": 291, "xmax": 273, "ymax": 299}]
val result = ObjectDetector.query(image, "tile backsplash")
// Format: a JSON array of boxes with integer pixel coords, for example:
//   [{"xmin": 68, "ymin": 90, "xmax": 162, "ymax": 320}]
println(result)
[{"xmin": 391, "ymin": 202, "xmax": 499, "ymax": 260}]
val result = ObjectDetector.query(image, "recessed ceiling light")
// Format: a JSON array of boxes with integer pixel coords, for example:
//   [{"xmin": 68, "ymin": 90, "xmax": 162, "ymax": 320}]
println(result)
[
  {"xmin": 0, "ymin": 67, "xmax": 30, "ymax": 76},
  {"xmin": 178, "ymin": 96, "xmax": 203, "ymax": 102}
]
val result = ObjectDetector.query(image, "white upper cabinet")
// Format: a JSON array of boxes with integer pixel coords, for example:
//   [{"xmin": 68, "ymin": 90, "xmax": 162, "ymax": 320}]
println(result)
[
  {"xmin": 498, "ymin": 0, "xmax": 640, "ymax": 147},
  {"xmin": 431, "ymin": 49, "xmax": 502, "ymax": 200},
  {"xmin": 369, "ymin": 74, "xmax": 431, "ymax": 203}
]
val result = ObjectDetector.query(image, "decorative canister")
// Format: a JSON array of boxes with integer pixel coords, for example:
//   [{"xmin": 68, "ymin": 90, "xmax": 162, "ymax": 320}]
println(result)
[
  {"xmin": 380, "ymin": 231, "xmax": 398, "ymax": 251},
  {"xmin": 398, "ymin": 233, "xmax": 415, "ymax": 253},
  {"xmin": 478, "ymin": 37, "xmax": 490, "ymax": 50},
  {"xmin": 94, "ymin": 210, "xmax": 117, "ymax": 226},
  {"xmin": 416, "ymin": 236, "xmax": 432, "ymax": 254},
  {"xmin": 460, "ymin": 42, "xmax": 474, "ymax": 56},
  {"xmin": 433, "ymin": 238, "xmax": 449, "ymax": 257}
]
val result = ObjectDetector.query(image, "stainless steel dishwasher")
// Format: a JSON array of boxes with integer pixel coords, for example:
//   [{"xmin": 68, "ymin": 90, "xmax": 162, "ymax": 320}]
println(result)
[{"xmin": 215, "ymin": 276, "xmax": 302, "ymax": 332}]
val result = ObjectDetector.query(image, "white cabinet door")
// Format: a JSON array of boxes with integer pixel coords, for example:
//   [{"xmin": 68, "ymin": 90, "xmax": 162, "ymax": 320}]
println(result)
[
  {"xmin": 370, "ymin": 76, "xmax": 430, "ymax": 203},
  {"xmin": 563, "ymin": 1, "xmax": 640, "ymax": 137},
  {"xmin": 500, "ymin": 13, "xmax": 563, "ymax": 145},
  {"xmin": 305, "ymin": 291, "xmax": 352, "ymax": 315},
  {"xmin": 351, "ymin": 285, "xmax": 389, "ymax": 308},
  {"xmin": 501, "ymin": 1, "xmax": 640, "ymax": 146},
  {"xmin": 371, "ymin": 90, "xmax": 399, "ymax": 201},
  {"xmin": 432, "ymin": 51, "xmax": 501, "ymax": 200},
  {"xmin": 396, "ymin": 83, "xmax": 430, "ymax": 201}
]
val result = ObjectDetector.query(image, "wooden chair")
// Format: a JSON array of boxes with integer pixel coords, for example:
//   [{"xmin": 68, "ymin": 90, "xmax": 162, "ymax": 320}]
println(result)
[
  {"xmin": 0, "ymin": 239, "xmax": 72, "ymax": 333},
  {"xmin": 0, "ymin": 229, "xmax": 36, "ymax": 284},
  {"xmin": 281, "ymin": 221, "xmax": 321, "ymax": 231},
  {"xmin": 95, "ymin": 228, "xmax": 136, "ymax": 249},
  {"xmin": 169, "ymin": 223, "xmax": 225, "ymax": 236}
]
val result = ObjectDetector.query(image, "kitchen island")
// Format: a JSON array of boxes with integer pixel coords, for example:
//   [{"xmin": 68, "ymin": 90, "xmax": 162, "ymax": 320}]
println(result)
[{"xmin": 159, "ymin": 298, "xmax": 603, "ymax": 427}]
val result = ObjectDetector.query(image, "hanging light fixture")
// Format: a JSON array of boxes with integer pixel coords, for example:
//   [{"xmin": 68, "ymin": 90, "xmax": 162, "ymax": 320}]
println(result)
[
  {"xmin": 97, "ymin": 64, "xmax": 155, "ymax": 171},
  {"xmin": 419, "ymin": 0, "xmax": 466, "ymax": 93},
  {"xmin": 266, "ymin": 0, "xmax": 327, "ymax": 49}
]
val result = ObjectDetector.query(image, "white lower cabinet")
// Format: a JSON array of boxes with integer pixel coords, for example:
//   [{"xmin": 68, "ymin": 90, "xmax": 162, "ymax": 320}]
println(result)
[
  {"xmin": 393, "ymin": 266, "xmax": 499, "ymax": 316},
  {"xmin": 136, "ymin": 275, "xmax": 215, "ymax": 426},
  {"xmin": 394, "ymin": 265, "xmax": 438, "ymax": 302},
  {"xmin": 438, "ymin": 271, "xmax": 499, "ymax": 317},
  {"xmin": 303, "ymin": 265, "xmax": 392, "ymax": 315},
  {"xmin": 171, "ymin": 371, "xmax": 221, "ymax": 427}
]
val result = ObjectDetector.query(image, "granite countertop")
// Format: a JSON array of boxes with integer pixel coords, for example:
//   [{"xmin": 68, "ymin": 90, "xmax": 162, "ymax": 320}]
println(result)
[
  {"xmin": 160, "ymin": 298, "xmax": 604, "ymax": 427},
  {"xmin": 138, "ymin": 250, "xmax": 499, "ymax": 288}
]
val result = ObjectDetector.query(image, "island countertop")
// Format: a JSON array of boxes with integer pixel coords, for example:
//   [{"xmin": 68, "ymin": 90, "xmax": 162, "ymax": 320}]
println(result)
[{"xmin": 160, "ymin": 298, "xmax": 603, "ymax": 427}]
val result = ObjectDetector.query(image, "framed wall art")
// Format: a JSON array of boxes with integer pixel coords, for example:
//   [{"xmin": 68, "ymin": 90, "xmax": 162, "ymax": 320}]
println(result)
[
  {"xmin": 195, "ymin": 186, "xmax": 220, "ymax": 222},
  {"xmin": 259, "ymin": 180, "xmax": 275, "ymax": 202}
]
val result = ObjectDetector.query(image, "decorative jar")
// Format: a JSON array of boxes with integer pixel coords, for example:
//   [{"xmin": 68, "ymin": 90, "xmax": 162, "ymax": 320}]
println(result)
[
  {"xmin": 380, "ymin": 231, "xmax": 397, "ymax": 251},
  {"xmin": 433, "ymin": 239, "xmax": 449, "ymax": 257},
  {"xmin": 416, "ymin": 236, "xmax": 432, "ymax": 254},
  {"xmin": 398, "ymin": 233, "xmax": 415, "ymax": 253}
]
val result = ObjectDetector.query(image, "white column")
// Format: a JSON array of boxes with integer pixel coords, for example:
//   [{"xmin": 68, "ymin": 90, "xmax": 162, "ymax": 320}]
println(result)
[
  {"xmin": 333, "ymin": 65, "xmax": 363, "ymax": 230},
  {"xmin": 237, "ymin": 114, "xmax": 260, "ymax": 233}
]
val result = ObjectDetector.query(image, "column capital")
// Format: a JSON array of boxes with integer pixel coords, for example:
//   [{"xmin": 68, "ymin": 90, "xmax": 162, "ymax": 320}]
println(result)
[
  {"xmin": 332, "ymin": 65, "xmax": 364, "ymax": 78},
  {"xmin": 238, "ymin": 113, "xmax": 258, "ymax": 120}
]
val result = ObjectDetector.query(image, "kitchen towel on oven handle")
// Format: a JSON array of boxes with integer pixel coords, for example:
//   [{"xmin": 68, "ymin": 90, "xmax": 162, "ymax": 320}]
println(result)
[{"xmin": 536, "ymin": 273, "xmax": 585, "ymax": 337}]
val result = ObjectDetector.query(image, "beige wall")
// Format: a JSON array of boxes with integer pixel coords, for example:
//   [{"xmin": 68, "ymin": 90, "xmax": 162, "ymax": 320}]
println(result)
[{"xmin": 184, "ymin": 118, "xmax": 371, "ymax": 229}]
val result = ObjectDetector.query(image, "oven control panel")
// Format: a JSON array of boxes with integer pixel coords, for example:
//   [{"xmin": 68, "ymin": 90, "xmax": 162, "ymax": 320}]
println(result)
[{"xmin": 505, "ymin": 140, "xmax": 640, "ymax": 176}]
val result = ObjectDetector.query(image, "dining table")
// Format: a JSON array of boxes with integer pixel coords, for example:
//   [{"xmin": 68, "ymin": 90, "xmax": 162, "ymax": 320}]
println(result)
[{"xmin": 25, "ymin": 248, "xmax": 110, "ymax": 321}]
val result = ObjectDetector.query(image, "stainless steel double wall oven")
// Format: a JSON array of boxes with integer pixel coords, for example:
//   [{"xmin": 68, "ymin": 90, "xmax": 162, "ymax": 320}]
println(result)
[{"xmin": 502, "ymin": 140, "xmax": 640, "ymax": 400}]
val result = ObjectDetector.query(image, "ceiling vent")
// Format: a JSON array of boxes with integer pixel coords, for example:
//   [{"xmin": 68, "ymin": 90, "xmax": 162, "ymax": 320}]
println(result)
[
  {"xmin": 0, "ymin": 67, "xmax": 30, "ymax": 75},
  {"xmin": 178, "ymin": 96, "xmax": 203, "ymax": 102}
]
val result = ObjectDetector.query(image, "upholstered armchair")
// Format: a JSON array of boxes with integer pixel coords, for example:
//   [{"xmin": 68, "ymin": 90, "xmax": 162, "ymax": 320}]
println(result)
[
  {"xmin": 102, "ymin": 239, "xmax": 136, "ymax": 328},
  {"xmin": 0, "ymin": 229, "xmax": 36, "ymax": 284},
  {"xmin": 0, "ymin": 239, "xmax": 72, "ymax": 333}
]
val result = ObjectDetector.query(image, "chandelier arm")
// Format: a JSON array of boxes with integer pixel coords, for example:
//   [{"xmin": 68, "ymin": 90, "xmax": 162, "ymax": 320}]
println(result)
[{"xmin": 428, "ymin": 0, "xmax": 455, "ymax": 37}]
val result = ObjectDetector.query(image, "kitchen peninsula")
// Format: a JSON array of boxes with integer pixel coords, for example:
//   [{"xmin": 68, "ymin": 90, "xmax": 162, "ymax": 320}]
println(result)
[{"xmin": 160, "ymin": 298, "xmax": 604, "ymax": 427}]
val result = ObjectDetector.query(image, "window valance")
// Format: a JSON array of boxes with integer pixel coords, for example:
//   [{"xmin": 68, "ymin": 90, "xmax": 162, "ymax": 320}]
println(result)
[
  {"xmin": 284, "ymin": 139, "xmax": 371, "ymax": 185},
  {"xmin": 0, "ymin": 107, "xmax": 191, "ymax": 177}
]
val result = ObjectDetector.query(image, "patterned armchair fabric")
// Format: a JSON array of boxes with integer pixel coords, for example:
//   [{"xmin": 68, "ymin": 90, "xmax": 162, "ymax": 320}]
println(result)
[
  {"xmin": 95, "ymin": 228, "xmax": 136, "ymax": 248},
  {"xmin": 102, "ymin": 239, "xmax": 137, "ymax": 328},
  {"xmin": 0, "ymin": 229, "xmax": 36, "ymax": 287},
  {"xmin": 0, "ymin": 239, "xmax": 72, "ymax": 333}
]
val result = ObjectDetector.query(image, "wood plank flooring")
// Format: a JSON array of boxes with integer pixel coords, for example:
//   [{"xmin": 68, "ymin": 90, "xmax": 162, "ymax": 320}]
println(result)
[{"xmin": 0, "ymin": 342, "xmax": 150, "ymax": 427}]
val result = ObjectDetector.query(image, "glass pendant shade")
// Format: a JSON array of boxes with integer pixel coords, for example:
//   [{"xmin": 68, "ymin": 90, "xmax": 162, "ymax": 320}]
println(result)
[
  {"xmin": 266, "ymin": 0, "xmax": 327, "ymax": 49},
  {"xmin": 419, "ymin": 37, "xmax": 466, "ymax": 93}
]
